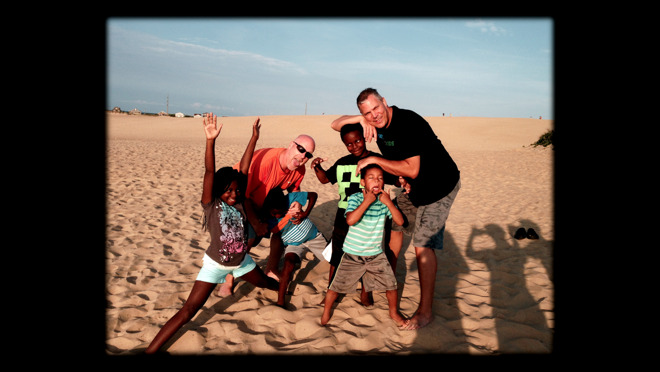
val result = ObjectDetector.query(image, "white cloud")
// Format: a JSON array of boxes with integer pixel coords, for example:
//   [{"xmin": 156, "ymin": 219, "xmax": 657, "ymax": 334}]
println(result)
[
  {"xmin": 138, "ymin": 32, "xmax": 308, "ymax": 76},
  {"xmin": 465, "ymin": 20, "xmax": 507, "ymax": 35},
  {"xmin": 110, "ymin": 25, "xmax": 308, "ymax": 77}
]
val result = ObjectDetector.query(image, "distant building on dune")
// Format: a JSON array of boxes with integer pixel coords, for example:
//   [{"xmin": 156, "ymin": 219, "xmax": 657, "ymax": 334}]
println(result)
[
  {"xmin": 112, "ymin": 107, "xmax": 121, "ymax": 113},
  {"xmin": 175, "ymin": 112, "xmax": 184, "ymax": 118},
  {"xmin": 129, "ymin": 108, "xmax": 141, "ymax": 115}
]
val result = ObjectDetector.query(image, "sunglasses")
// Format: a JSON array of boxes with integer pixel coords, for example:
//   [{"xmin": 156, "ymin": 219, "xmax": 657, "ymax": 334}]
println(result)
[{"xmin": 294, "ymin": 142, "xmax": 313, "ymax": 159}]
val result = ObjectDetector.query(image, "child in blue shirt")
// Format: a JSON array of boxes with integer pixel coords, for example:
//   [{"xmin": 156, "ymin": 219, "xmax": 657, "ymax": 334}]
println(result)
[
  {"xmin": 321, "ymin": 164, "xmax": 408, "ymax": 328},
  {"xmin": 262, "ymin": 188, "xmax": 327, "ymax": 308}
]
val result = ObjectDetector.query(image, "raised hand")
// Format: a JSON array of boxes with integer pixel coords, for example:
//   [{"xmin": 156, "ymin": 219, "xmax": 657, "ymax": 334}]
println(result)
[
  {"xmin": 252, "ymin": 117, "xmax": 261, "ymax": 140},
  {"xmin": 203, "ymin": 113, "xmax": 222, "ymax": 140}
]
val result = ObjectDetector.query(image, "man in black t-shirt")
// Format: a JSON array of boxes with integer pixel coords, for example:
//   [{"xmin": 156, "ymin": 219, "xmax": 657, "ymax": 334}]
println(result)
[{"xmin": 330, "ymin": 88, "xmax": 460, "ymax": 330}]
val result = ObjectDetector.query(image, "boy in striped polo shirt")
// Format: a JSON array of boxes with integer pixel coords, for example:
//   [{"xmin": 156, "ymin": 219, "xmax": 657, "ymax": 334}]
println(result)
[
  {"xmin": 321, "ymin": 164, "xmax": 409, "ymax": 328},
  {"xmin": 262, "ymin": 188, "xmax": 327, "ymax": 308}
]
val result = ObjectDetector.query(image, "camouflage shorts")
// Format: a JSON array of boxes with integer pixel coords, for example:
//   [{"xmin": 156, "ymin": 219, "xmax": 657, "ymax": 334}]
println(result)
[{"xmin": 392, "ymin": 179, "xmax": 460, "ymax": 250}]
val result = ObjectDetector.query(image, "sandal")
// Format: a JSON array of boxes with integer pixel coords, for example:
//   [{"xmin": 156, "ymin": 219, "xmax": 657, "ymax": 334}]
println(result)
[
  {"xmin": 514, "ymin": 228, "xmax": 527, "ymax": 240},
  {"xmin": 526, "ymin": 228, "xmax": 539, "ymax": 239}
]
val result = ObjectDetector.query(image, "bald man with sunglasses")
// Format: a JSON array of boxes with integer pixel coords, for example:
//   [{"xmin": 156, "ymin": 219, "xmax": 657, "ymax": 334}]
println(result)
[{"xmin": 216, "ymin": 134, "xmax": 316, "ymax": 296}]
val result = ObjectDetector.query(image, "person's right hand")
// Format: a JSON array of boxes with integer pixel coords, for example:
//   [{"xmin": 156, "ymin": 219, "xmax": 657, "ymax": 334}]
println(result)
[
  {"xmin": 362, "ymin": 188, "xmax": 377, "ymax": 205},
  {"xmin": 398, "ymin": 176, "xmax": 411, "ymax": 194}
]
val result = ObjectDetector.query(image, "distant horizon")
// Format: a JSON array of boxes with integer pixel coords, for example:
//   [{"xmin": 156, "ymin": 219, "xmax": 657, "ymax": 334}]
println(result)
[{"xmin": 107, "ymin": 109, "xmax": 550, "ymax": 121}]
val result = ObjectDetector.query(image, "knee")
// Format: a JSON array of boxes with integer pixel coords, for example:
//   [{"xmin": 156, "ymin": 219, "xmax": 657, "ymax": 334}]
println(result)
[
  {"xmin": 283, "ymin": 256, "xmax": 298, "ymax": 274},
  {"xmin": 178, "ymin": 303, "xmax": 201, "ymax": 323},
  {"xmin": 271, "ymin": 232, "xmax": 283, "ymax": 245}
]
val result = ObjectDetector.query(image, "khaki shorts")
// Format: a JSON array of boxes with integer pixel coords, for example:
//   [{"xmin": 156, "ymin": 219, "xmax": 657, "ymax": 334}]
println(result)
[
  {"xmin": 328, "ymin": 252, "xmax": 397, "ymax": 293},
  {"xmin": 284, "ymin": 232, "xmax": 327, "ymax": 261},
  {"xmin": 392, "ymin": 179, "xmax": 460, "ymax": 250}
]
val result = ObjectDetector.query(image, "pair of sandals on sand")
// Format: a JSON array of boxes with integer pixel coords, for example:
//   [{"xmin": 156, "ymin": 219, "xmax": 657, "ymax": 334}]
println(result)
[{"xmin": 514, "ymin": 227, "xmax": 539, "ymax": 240}]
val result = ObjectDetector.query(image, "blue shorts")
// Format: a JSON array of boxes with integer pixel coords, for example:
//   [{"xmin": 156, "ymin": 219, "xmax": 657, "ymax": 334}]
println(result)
[{"xmin": 196, "ymin": 253, "xmax": 257, "ymax": 284}]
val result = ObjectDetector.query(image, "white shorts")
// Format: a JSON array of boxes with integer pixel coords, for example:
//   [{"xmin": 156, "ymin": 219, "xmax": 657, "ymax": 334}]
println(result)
[
  {"xmin": 284, "ymin": 232, "xmax": 327, "ymax": 261},
  {"xmin": 195, "ymin": 253, "xmax": 256, "ymax": 284}
]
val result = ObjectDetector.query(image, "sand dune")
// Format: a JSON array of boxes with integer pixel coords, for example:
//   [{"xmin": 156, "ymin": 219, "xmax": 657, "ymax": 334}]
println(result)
[{"xmin": 106, "ymin": 112, "xmax": 553, "ymax": 354}]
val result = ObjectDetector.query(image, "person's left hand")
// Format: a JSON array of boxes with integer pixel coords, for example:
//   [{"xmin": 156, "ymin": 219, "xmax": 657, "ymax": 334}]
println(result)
[
  {"xmin": 251, "ymin": 117, "xmax": 261, "ymax": 140},
  {"xmin": 355, "ymin": 156, "xmax": 376, "ymax": 176}
]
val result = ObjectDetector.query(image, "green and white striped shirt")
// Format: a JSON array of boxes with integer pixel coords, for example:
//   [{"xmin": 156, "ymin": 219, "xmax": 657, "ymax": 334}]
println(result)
[{"xmin": 342, "ymin": 192, "xmax": 392, "ymax": 256}]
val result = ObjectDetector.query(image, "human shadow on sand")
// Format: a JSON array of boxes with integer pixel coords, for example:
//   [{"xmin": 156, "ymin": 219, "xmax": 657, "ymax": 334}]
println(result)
[
  {"xmin": 408, "ymin": 230, "xmax": 471, "ymax": 353},
  {"xmin": 464, "ymin": 222, "xmax": 553, "ymax": 353}
]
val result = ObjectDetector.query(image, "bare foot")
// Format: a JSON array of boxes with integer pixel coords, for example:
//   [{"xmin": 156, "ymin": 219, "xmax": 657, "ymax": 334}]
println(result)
[
  {"xmin": 266, "ymin": 270, "xmax": 281, "ymax": 281},
  {"xmin": 215, "ymin": 281, "xmax": 233, "ymax": 297},
  {"xmin": 321, "ymin": 312, "xmax": 331, "ymax": 326},
  {"xmin": 401, "ymin": 312, "xmax": 434, "ymax": 330},
  {"xmin": 321, "ymin": 304, "xmax": 335, "ymax": 326},
  {"xmin": 321, "ymin": 290, "xmax": 339, "ymax": 325},
  {"xmin": 390, "ymin": 311, "xmax": 409, "ymax": 328}
]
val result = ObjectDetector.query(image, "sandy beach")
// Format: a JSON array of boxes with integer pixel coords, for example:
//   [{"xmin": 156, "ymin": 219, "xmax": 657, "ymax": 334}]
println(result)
[{"xmin": 105, "ymin": 112, "xmax": 554, "ymax": 355}]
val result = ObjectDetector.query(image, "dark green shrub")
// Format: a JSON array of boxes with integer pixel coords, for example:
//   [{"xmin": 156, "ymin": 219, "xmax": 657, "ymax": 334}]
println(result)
[{"xmin": 532, "ymin": 129, "xmax": 553, "ymax": 149}]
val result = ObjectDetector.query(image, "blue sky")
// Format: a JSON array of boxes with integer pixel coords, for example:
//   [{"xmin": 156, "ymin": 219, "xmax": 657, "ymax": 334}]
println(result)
[{"xmin": 107, "ymin": 18, "xmax": 553, "ymax": 119}]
